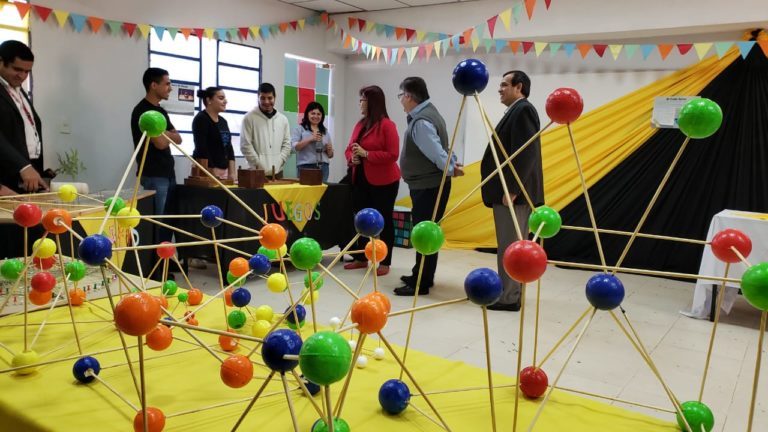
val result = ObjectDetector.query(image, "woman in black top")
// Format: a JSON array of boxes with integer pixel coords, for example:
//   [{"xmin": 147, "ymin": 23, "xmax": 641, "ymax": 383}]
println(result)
[{"xmin": 192, "ymin": 87, "xmax": 235, "ymax": 179}]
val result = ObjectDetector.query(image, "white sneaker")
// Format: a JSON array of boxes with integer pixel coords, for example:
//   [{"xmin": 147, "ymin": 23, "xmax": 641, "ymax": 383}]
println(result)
[{"xmin": 188, "ymin": 258, "xmax": 207, "ymax": 269}]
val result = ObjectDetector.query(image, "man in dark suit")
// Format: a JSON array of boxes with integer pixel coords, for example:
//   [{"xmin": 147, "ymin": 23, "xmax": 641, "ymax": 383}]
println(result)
[
  {"xmin": 0, "ymin": 40, "xmax": 47, "ymax": 193},
  {"xmin": 480, "ymin": 70, "xmax": 544, "ymax": 311}
]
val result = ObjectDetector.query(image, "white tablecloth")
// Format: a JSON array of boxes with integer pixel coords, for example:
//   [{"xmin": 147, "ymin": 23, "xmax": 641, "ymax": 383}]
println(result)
[{"xmin": 683, "ymin": 209, "xmax": 768, "ymax": 319}]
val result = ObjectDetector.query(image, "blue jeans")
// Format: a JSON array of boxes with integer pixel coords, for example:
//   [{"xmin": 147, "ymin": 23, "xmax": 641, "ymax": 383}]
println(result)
[
  {"xmin": 298, "ymin": 163, "xmax": 329, "ymax": 183},
  {"xmin": 141, "ymin": 176, "xmax": 176, "ymax": 242}
]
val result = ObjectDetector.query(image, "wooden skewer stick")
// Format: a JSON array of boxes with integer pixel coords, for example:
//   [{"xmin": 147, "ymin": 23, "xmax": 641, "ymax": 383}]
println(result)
[
  {"xmin": 324, "ymin": 385, "xmax": 335, "ymax": 432},
  {"xmin": 289, "ymin": 369, "xmax": 325, "ymax": 418},
  {"xmin": 512, "ymin": 283, "xmax": 527, "ymax": 432},
  {"xmin": 399, "ymin": 248, "xmax": 428, "ymax": 381},
  {"xmin": 29, "ymin": 286, "xmax": 67, "ymax": 350},
  {"xmin": 98, "ymin": 131, "xmax": 147, "ymax": 234},
  {"xmin": 281, "ymin": 373, "xmax": 300, "ymax": 432},
  {"xmin": 23, "ymin": 227, "xmax": 28, "ymax": 351},
  {"xmin": 0, "ymin": 342, "xmax": 137, "ymax": 375},
  {"xmin": 746, "ymin": 311, "xmax": 766, "ymax": 432},
  {"xmin": 307, "ymin": 269, "xmax": 319, "ymax": 333},
  {"xmin": 561, "ymin": 224, "xmax": 708, "ymax": 245},
  {"xmin": 160, "ymin": 320, "xmax": 263, "ymax": 344},
  {"xmin": 334, "ymin": 333, "xmax": 366, "ymax": 418},
  {"xmin": 111, "ymin": 235, "xmax": 261, "ymax": 251},
  {"xmin": 138, "ymin": 336, "xmax": 149, "ymax": 432},
  {"xmin": 388, "ymin": 297, "xmax": 469, "ymax": 317},
  {"xmin": 481, "ymin": 306, "xmax": 498, "ymax": 432},
  {"xmin": 548, "ymin": 259, "xmax": 740, "ymax": 284},
  {"xmin": 698, "ymin": 263, "xmax": 730, "ymax": 402},
  {"xmin": 86, "ymin": 369, "xmax": 139, "ymax": 411},
  {"xmin": 537, "ymin": 306, "xmax": 592, "ymax": 369},
  {"xmin": 729, "ymin": 245, "xmax": 752, "ymax": 267},
  {"xmin": 210, "ymin": 227, "xmax": 230, "ymax": 326},
  {"xmin": 55, "ymin": 235, "xmax": 83, "ymax": 354},
  {"xmin": 231, "ymin": 371, "xmax": 276, "ymax": 432}
]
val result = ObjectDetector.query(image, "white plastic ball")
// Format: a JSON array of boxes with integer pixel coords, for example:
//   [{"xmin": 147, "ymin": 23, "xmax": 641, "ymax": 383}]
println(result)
[
  {"xmin": 356, "ymin": 355, "xmax": 368, "ymax": 369},
  {"xmin": 373, "ymin": 347, "xmax": 385, "ymax": 360},
  {"xmin": 329, "ymin": 316, "xmax": 341, "ymax": 329},
  {"xmin": 348, "ymin": 339, "xmax": 357, "ymax": 350}
]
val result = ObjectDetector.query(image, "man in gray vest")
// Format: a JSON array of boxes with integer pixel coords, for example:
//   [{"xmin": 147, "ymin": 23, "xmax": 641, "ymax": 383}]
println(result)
[{"xmin": 394, "ymin": 77, "xmax": 463, "ymax": 296}]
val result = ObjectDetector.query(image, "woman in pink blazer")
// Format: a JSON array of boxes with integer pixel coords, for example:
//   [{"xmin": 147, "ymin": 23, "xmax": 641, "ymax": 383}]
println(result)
[{"xmin": 344, "ymin": 85, "xmax": 400, "ymax": 276}]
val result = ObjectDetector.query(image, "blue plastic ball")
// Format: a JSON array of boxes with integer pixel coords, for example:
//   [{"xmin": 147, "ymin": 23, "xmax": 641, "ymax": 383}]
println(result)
[
  {"xmin": 248, "ymin": 253, "xmax": 271, "ymax": 275},
  {"xmin": 300, "ymin": 374, "xmax": 321, "ymax": 396},
  {"xmin": 464, "ymin": 268, "xmax": 503, "ymax": 306},
  {"xmin": 285, "ymin": 304, "xmax": 307, "ymax": 325},
  {"xmin": 585, "ymin": 273, "xmax": 625, "ymax": 310},
  {"xmin": 200, "ymin": 205, "xmax": 224, "ymax": 228},
  {"xmin": 452, "ymin": 59, "xmax": 489, "ymax": 96},
  {"xmin": 379, "ymin": 379, "xmax": 411, "ymax": 415},
  {"xmin": 231, "ymin": 288, "xmax": 251, "ymax": 308},
  {"xmin": 354, "ymin": 208, "xmax": 384, "ymax": 237},
  {"xmin": 72, "ymin": 356, "xmax": 101, "ymax": 383},
  {"xmin": 261, "ymin": 329, "xmax": 303, "ymax": 372},
  {"xmin": 78, "ymin": 234, "xmax": 113, "ymax": 266}
]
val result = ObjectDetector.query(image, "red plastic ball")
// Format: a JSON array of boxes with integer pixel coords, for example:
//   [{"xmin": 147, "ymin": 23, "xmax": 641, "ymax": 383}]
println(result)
[
  {"xmin": 260, "ymin": 223, "xmax": 287, "ymax": 250},
  {"xmin": 114, "ymin": 292, "xmax": 162, "ymax": 336},
  {"xmin": 187, "ymin": 288, "xmax": 203, "ymax": 305},
  {"xmin": 69, "ymin": 288, "xmax": 86, "ymax": 306},
  {"xmin": 229, "ymin": 257, "xmax": 250, "ymax": 278},
  {"xmin": 13, "ymin": 204, "xmax": 42, "ymax": 228},
  {"xmin": 33, "ymin": 256, "xmax": 56, "ymax": 270},
  {"xmin": 133, "ymin": 407, "xmax": 166, "ymax": 432},
  {"xmin": 146, "ymin": 324, "xmax": 173, "ymax": 351},
  {"xmin": 519, "ymin": 366, "xmax": 549, "ymax": 398},
  {"xmin": 31, "ymin": 271, "xmax": 56, "ymax": 292},
  {"xmin": 545, "ymin": 88, "xmax": 584, "ymax": 124},
  {"xmin": 156, "ymin": 242, "xmax": 176, "ymax": 259},
  {"xmin": 351, "ymin": 297, "xmax": 388, "ymax": 334},
  {"xmin": 220, "ymin": 354, "xmax": 254, "ymax": 388},
  {"xmin": 29, "ymin": 289, "xmax": 52, "ymax": 305},
  {"xmin": 219, "ymin": 328, "xmax": 239, "ymax": 352},
  {"xmin": 503, "ymin": 240, "xmax": 548, "ymax": 283},
  {"xmin": 711, "ymin": 229, "xmax": 752, "ymax": 264},
  {"xmin": 42, "ymin": 208, "xmax": 72, "ymax": 234}
]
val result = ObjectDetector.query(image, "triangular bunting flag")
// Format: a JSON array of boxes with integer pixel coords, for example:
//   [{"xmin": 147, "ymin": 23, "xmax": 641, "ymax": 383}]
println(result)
[
  {"xmin": 562, "ymin": 43, "xmax": 576, "ymax": 57},
  {"xmin": 390, "ymin": 48, "xmax": 397, "ymax": 65},
  {"xmin": 657, "ymin": 44, "xmax": 674, "ymax": 60},
  {"xmin": 382, "ymin": 47, "xmax": 389, "ymax": 63},
  {"xmin": 106, "ymin": 20, "xmax": 123, "ymax": 34},
  {"xmin": 384, "ymin": 25, "xmax": 394, "ymax": 38},
  {"xmin": 397, "ymin": 47, "xmax": 405, "ymax": 64},
  {"xmin": 358, "ymin": 19, "xmax": 367, "ymax": 32},
  {"xmin": 483, "ymin": 38, "xmax": 494, "ymax": 53},
  {"xmin": 641, "ymin": 44, "xmax": 655, "ymax": 59},
  {"xmin": 549, "ymin": 42, "xmax": 561, "ymax": 56},
  {"xmin": 298, "ymin": 19, "xmax": 306, "ymax": 30},
  {"xmin": 577, "ymin": 44, "xmax": 591, "ymax": 58},
  {"xmin": 269, "ymin": 24, "xmax": 279, "ymax": 36},
  {"xmin": 452, "ymin": 35, "xmax": 461, "ymax": 52},
  {"xmin": 442, "ymin": 38, "xmax": 449, "ymax": 56},
  {"xmin": 508, "ymin": 41, "xmax": 521, "ymax": 54},
  {"xmin": 124, "ymin": 23, "xmax": 138, "ymax": 38},
  {"xmin": 471, "ymin": 35, "xmax": 480, "ymax": 52},
  {"xmin": 545, "ymin": 0, "xmax": 552, "ymax": 8},
  {"xmin": 343, "ymin": 35, "xmax": 352, "ymax": 49},
  {"xmin": 374, "ymin": 23, "xmax": 385, "ymax": 35},
  {"xmin": 375, "ymin": 46, "xmax": 382, "ymax": 62},
  {"xmin": 227, "ymin": 27, "xmax": 237, "ymax": 39},
  {"xmin": 14, "ymin": 2, "xmax": 31, "ymax": 19},
  {"xmin": 395, "ymin": 27, "xmax": 406, "ymax": 40},
  {"xmin": 407, "ymin": 47, "xmax": 418, "ymax": 64},
  {"xmin": 425, "ymin": 43, "xmax": 434, "ymax": 61},
  {"xmin": 33, "ymin": 6, "xmax": 52, "ymax": 22},
  {"xmin": 736, "ymin": 41, "xmax": 755, "ymax": 58},
  {"xmin": 512, "ymin": 3, "xmax": 522, "ymax": 24},
  {"xmin": 524, "ymin": 0, "xmax": 536, "ymax": 19},
  {"xmin": 289, "ymin": 21, "xmax": 298, "ymax": 31},
  {"xmin": 366, "ymin": 21, "xmax": 375, "ymax": 33},
  {"xmin": 462, "ymin": 29, "xmax": 473, "ymax": 46},
  {"xmin": 522, "ymin": 41, "xmax": 534, "ymax": 54},
  {"xmin": 416, "ymin": 45, "xmax": 425, "ymax": 61},
  {"xmin": 693, "ymin": 43, "xmax": 712, "ymax": 59},
  {"xmin": 193, "ymin": 28, "xmax": 204, "ymax": 39},
  {"xmin": 53, "ymin": 10, "xmax": 69, "ymax": 28},
  {"xmin": 677, "ymin": 43, "xmax": 693, "ymax": 55},
  {"xmin": 70, "ymin": 14, "xmax": 87, "ymax": 32},
  {"xmin": 593, "ymin": 44, "xmax": 608, "ymax": 57},
  {"xmin": 405, "ymin": 28, "xmax": 416, "ymax": 41},
  {"xmin": 153, "ymin": 26, "xmax": 166, "ymax": 40},
  {"xmin": 487, "ymin": 16, "xmax": 498, "ymax": 38},
  {"xmin": 213, "ymin": 29, "xmax": 224, "ymax": 40},
  {"xmin": 260, "ymin": 26, "xmax": 269, "ymax": 40},
  {"xmin": 320, "ymin": 12, "xmax": 329, "ymax": 24},
  {"xmin": 474, "ymin": 24, "xmax": 485, "ymax": 40},
  {"xmin": 180, "ymin": 28, "xmax": 192, "ymax": 39},
  {"xmin": 88, "ymin": 17, "xmax": 104, "ymax": 33},
  {"xmin": 167, "ymin": 28, "xmax": 178, "ymax": 39},
  {"xmin": 138, "ymin": 24, "xmax": 151, "ymax": 39},
  {"xmin": 758, "ymin": 40, "xmax": 768, "ymax": 58},
  {"xmin": 239, "ymin": 27, "xmax": 249, "ymax": 39},
  {"xmin": 416, "ymin": 31, "xmax": 426, "ymax": 42},
  {"xmin": 495, "ymin": 40, "xmax": 506, "ymax": 53},
  {"xmin": 434, "ymin": 40, "xmax": 443, "ymax": 58},
  {"xmin": 608, "ymin": 44, "xmax": 622, "ymax": 60},
  {"xmin": 249, "ymin": 26, "xmax": 260, "ymax": 39},
  {"xmin": 278, "ymin": 22, "xmax": 288, "ymax": 33},
  {"xmin": 714, "ymin": 42, "xmax": 732, "ymax": 58},
  {"xmin": 348, "ymin": 17, "xmax": 357, "ymax": 30},
  {"xmin": 534, "ymin": 42, "xmax": 548, "ymax": 56},
  {"xmin": 499, "ymin": 8, "xmax": 512, "ymax": 31},
  {"xmin": 624, "ymin": 44, "xmax": 639, "ymax": 59}
]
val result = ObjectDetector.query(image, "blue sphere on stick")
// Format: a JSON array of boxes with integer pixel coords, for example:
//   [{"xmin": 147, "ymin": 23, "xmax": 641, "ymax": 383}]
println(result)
[
  {"xmin": 261, "ymin": 329, "xmax": 303, "ymax": 372},
  {"xmin": 231, "ymin": 288, "xmax": 251, "ymax": 308},
  {"xmin": 452, "ymin": 59, "xmax": 489, "ymax": 96},
  {"xmin": 379, "ymin": 379, "xmax": 411, "ymax": 414},
  {"xmin": 200, "ymin": 205, "xmax": 223, "ymax": 228},
  {"xmin": 78, "ymin": 234, "xmax": 113, "ymax": 266},
  {"xmin": 248, "ymin": 253, "xmax": 271, "ymax": 274},
  {"xmin": 72, "ymin": 356, "xmax": 101, "ymax": 383},
  {"xmin": 354, "ymin": 208, "xmax": 384, "ymax": 237},
  {"xmin": 285, "ymin": 304, "xmax": 307, "ymax": 325},
  {"xmin": 464, "ymin": 268, "xmax": 503, "ymax": 306},
  {"xmin": 585, "ymin": 273, "xmax": 625, "ymax": 310}
]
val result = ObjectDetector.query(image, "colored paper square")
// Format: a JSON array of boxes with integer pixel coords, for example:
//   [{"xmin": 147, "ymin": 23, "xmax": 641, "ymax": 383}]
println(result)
[
  {"xmin": 298, "ymin": 87, "xmax": 315, "ymax": 115},
  {"xmin": 284, "ymin": 86, "xmax": 298, "ymax": 112},
  {"xmin": 316, "ymin": 94, "xmax": 329, "ymax": 115},
  {"xmin": 284, "ymin": 111, "xmax": 298, "ymax": 131},
  {"xmin": 315, "ymin": 66, "xmax": 330, "ymax": 94},
  {"xmin": 298, "ymin": 61, "xmax": 316, "ymax": 88},
  {"xmin": 284, "ymin": 58, "xmax": 298, "ymax": 87}
]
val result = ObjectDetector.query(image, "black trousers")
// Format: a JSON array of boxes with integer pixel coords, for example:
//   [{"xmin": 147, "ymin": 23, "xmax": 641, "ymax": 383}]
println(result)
[
  {"xmin": 350, "ymin": 175, "xmax": 399, "ymax": 267},
  {"xmin": 407, "ymin": 181, "xmax": 451, "ymax": 288}
]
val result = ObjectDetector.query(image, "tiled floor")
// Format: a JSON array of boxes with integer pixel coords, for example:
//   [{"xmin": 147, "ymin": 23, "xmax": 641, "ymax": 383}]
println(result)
[{"xmin": 184, "ymin": 247, "xmax": 766, "ymax": 432}]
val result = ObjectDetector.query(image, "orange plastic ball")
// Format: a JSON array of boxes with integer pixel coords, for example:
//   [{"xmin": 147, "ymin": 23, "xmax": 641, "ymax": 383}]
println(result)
[
  {"xmin": 220, "ymin": 354, "xmax": 253, "ymax": 388},
  {"xmin": 351, "ymin": 297, "xmax": 388, "ymax": 334},
  {"xmin": 146, "ymin": 324, "xmax": 173, "ymax": 351},
  {"xmin": 42, "ymin": 208, "xmax": 72, "ymax": 235},
  {"xmin": 224, "ymin": 288, "xmax": 234, "ymax": 307},
  {"xmin": 186, "ymin": 317, "xmax": 199, "ymax": 326},
  {"xmin": 69, "ymin": 288, "xmax": 86, "ymax": 306},
  {"xmin": 133, "ymin": 407, "xmax": 166, "ymax": 432},
  {"xmin": 366, "ymin": 291, "xmax": 391, "ymax": 314},
  {"xmin": 365, "ymin": 239, "xmax": 388, "ymax": 263},
  {"xmin": 28, "ymin": 289, "xmax": 52, "ymax": 306},
  {"xmin": 229, "ymin": 257, "xmax": 250, "ymax": 278},
  {"xmin": 114, "ymin": 292, "xmax": 162, "ymax": 336},
  {"xmin": 260, "ymin": 223, "xmax": 287, "ymax": 250},
  {"xmin": 219, "ymin": 328, "xmax": 239, "ymax": 352},
  {"xmin": 187, "ymin": 288, "xmax": 203, "ymax": 305}
]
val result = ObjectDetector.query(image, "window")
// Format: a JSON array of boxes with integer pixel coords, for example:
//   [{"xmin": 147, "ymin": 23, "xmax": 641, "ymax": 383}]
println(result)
[
  {"xmin": 149, "ymin": 33, "xmax": 261, "ymax": 156},
  {"xmin": 0, "ymin": 1, "xmax": 30, "ymax": 91}
]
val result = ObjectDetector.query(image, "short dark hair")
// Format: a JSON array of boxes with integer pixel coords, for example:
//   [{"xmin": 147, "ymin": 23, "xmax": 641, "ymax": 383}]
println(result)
[
  {"xmin": 399, "ymin": 77, "xmax": 429, "ymax": 104},
  {"xmin": 503, "ymin": 70, "xmax": 531, "ymax": 98},
  {"xmin": 0, "ymin": 40, "xmax": 34, "ymax": 66},
  {"xmin": 300, "ymin": 101, "xmax": 327, "ymax": 135},
  {"xmin": 142, "ymin": 67, "xmax": 169, "ymax": 92},
  {"xmin": 258, "ymin": 82, "xmax": 276, "ymax": 96},
  {"xmin": 197, "ymin": 86, "xmax": 223, "ymax": 106}
]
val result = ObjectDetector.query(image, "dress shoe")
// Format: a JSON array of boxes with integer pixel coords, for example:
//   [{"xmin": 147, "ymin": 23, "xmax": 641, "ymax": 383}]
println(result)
[
  {"xmin": 399, "ymin": 275, "xmax": 433, "ymax": 288},
  {"xmin": 393, "ymin": 284, "xmax": 429, "ymax": 296},
  {"xmin": 376, "ymin": 265, "xmax": 390, "ymax": 276},
  {"xmin": 486, "ymin": 301, "xmax": 521, "ymax": 312},
  {"xmin": 344, "ymin": 261, "xmax": 368, "ymax": 270}
]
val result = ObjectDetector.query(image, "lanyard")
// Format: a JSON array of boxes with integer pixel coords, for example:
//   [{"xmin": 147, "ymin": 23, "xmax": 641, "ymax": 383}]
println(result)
[{"xmin": 2, "ymin": 82, "xmax": 37, "ymax": 129}]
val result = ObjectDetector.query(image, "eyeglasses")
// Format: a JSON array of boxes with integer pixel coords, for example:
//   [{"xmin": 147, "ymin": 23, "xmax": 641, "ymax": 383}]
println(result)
[{"xmin": 397, "ymin": 92, "xmax": 405, "ymax": 99}]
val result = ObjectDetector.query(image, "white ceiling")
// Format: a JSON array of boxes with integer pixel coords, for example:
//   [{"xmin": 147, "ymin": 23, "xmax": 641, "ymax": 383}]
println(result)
[{"xmin": 278, "ymin": 0, "xmax": 477, "ymax": 13}]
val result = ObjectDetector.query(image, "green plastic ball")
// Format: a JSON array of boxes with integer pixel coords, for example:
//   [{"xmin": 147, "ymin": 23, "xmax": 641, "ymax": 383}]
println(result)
[
  {"xmin": 1, "ymin": 259, "xmax": 24, "ymax": 280},
  {"xmin": 162, "ymin": 280, "xmax": 178, "ymax": 296},
  {"xmin": 138, "ymin": 110, "xmax": 167, "ymax": 138},
  {"xmin": 676, "ymin": 401, "xmax": 714, "ymax": 432},
  {"xmin": 410, "ymin": 221, "xmax": 444, "ymax": 256},
  {"xmin": 227, "ymin": 271, "xmax": 246, "ymax": 287},
  {"xmin": 677, "ymin": 98, "xmax": 722, "ymax": 139},
  {"xmin": 64, "ymin": 260, "xmax": 87, "ymax": 282},
  {"xmin": 528, "ymin": 206, "xmax": 562, "ymax": 238},
  {"xmin": 311, "ymin": 417, "xmax": 350, "ymax": 432},
  {"xmin": 304, "ymin": 271, "xmax": 324, "ymax": 290},
  {"xmin": 257, "ymin": 246, "xmax": 278, "ymax": 260},
  {"xmin": 741, "ymin": 262, "xmax": 768, "ymax": 311},
  {"xmin": 104, "ymin": 197, "xmax": 126, "ymax": 216},
  {"xmin": 228, "ymin": 310, "xmax": 247, "ymax": 329},
  {"xmin": 289, "ymin": 238, "xmax": 323, "ymax": 271},
  {"xmin": 177, "ymin": 292, "xmax": 189, "ymax": 303},
  {"xmin": 299, "ymin": 331, "xmax": 352, "ymax": 386}
]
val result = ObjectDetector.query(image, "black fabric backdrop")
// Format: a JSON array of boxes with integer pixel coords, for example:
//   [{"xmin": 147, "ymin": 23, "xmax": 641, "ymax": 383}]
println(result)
[{"xmin": 546, "ymin": 46, "xmax": 768, "ymax": 275}]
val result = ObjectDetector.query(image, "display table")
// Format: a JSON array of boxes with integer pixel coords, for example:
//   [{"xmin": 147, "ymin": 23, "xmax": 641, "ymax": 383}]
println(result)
[{"xmin": 685, "ymin": 209, "xmax": 768, "ymax": 319}]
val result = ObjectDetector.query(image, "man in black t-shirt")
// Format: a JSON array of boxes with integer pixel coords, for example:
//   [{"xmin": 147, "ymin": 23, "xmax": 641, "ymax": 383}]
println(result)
[{"xmin": 130, "ymin": 67, "xmax": 182, "ymax": 241}]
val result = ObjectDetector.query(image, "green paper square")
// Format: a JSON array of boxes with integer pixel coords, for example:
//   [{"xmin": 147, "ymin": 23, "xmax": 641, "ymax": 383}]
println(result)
[
  {"xmin": 316, "ymin": 94, "xmax": 329, "ymax": 115},
  {"xmin": 284, "ymin": 86, "xmax": 298, "ymax": 112}
]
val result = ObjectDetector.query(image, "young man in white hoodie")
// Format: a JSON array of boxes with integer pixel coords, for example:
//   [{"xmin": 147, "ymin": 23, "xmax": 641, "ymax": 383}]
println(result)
[{"xmin": 240, "ymin": 82, "xmax": 292, "ymax": 177}]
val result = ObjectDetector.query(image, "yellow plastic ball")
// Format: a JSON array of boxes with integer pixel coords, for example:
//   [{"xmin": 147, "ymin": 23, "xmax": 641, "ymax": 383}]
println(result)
[
  {"xmin": 278, "ymin": 244, "xmax": 288, "ymax": 257},
  {"xmin": 301, "ymin": 288, "xmax": 320, "ymax": 305},
  {"xmin": 116, "ymin": 207, "xmax": 141, "ymax": 228},
  {"xmin": 57, "ymin": 184, "xmax": 78, "ymax": 202},
  {"xmin": 33, "ymin": 238, "xmax": 56, "ymax": 258},
  {"xmin": 266, "ymin": 274, "xmax": 287, "ymax": 293},
  {"xmin": 255, "ymin": 305, "xmax": 274, "ymax": 321},
  {"xmin": 252, "ymin": 320, "xmax": 272, "ymax": 338},
  {"xmin": 12, "ymin": 350, "xmax": 39, "ymax": 375}
]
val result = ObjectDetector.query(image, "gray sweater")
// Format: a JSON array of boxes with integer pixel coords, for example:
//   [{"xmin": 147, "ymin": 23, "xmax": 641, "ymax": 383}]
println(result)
[{"xmin": 400, "ymin": 102, "xmax": 450, "ymax": 189}]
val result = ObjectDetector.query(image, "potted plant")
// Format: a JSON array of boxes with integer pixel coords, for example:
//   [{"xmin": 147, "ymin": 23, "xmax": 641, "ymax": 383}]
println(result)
[{"xmin": 53, "ymin": 148, "xmax": 89, "ymax": 194}]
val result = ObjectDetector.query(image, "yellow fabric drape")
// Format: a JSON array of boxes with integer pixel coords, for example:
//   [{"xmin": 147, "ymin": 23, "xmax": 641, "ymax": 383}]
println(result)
[
  {"xmin": 399, "ymin": 49, "xmax": 739, "ymax": 249},
  {"xmin": 263, "ymin": 183, "xmax": 328, "ymax": 231}
]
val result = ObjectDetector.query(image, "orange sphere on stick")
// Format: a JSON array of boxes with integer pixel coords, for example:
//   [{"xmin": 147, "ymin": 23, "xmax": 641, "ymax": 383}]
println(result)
[
  {"xmin": 42, "ymin": 209, "xmax": 72, "ymax": 234},
  {"xmin": 366, "ymin": 291, "xmax": 391, "ymax": 314},
  {"xmin": 220, "ymin": 354, "xmax": 253, "ymax": 388},
  {"xmin": 187, "ymin": 288, "xmax": 203, "ymax": 305},
  {"xmin": 219, "ymin": 328, "xmax": 239, "ymax": 352},
  {"xmin": 146, "ymin": 324, "xmax": 173, "ymax": 351},
  {"xmin": 229, "ymin": 257, "xmax": 250, "ymax": 277},
  {"xmin": 69, "ymin": 288, "xmax": 86, "ymax": 306},
  {"xmin": 365, "ymin": 239, "xmax": 388, "ymax": 263},
  {"xmin": 260, "ymin": 223, "xmax": 287, "ymax": 250},
  {"xmin": 114, "ymin": 292, "xmax": 162, "ymax": 336},
  {"xmin": 29, "ymin": 289, "xmax": 52, "ymax": 305},
  {"xmin": 133, "ymin": 407, "xmax": 165, "ymax": 432},
  {"xmin": 351, "ymin": 297, "xmax": 388, "ymax": 334}
]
